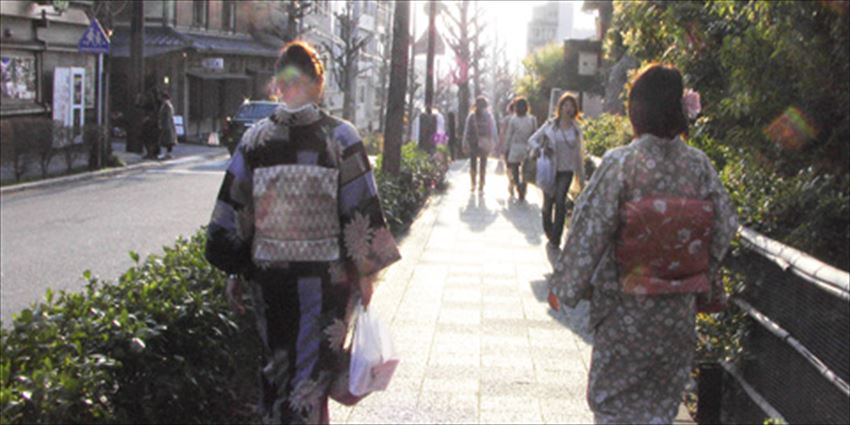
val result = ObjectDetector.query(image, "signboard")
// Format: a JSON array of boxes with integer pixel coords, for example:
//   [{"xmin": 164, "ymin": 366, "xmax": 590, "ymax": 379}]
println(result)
[
  {"xmin": 78, "ymin": 18, "xmax": 110, "ymax": 54},
  {"xmin": 578, "ymin": 51, "xmax": 598, "ymax": 76},
  {"xmin": 562, "ymin": 39, "xmax": 601, "ymax": 92},
  {"xmin": 202, "ymin": 58, "xmax": 224, "ymax": 71}
]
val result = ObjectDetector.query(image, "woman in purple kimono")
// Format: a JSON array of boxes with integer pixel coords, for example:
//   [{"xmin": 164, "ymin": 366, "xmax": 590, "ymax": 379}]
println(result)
[
  {"xmin": 205, "ymin": 41, "xmax": 400, "ymax": 424},
  {"xmin": 549, "ymin": 64, "xmax": 738, "ymax": 424}
]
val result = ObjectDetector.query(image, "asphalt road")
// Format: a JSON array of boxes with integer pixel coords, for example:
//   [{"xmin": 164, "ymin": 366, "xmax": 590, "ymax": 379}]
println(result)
[{"xmin": 0, "ymin": 157, "xmax": 229, "ymax": 326}]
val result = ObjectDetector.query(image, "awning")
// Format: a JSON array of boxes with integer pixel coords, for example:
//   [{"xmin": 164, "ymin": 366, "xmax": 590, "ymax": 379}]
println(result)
[
  {"xmin": 110, "ymin": 27, "xmax": 279, "ymax": 59},
  {"xmin": 186, "ymin": 71, "xmax": 251, "ymax": 80},
  {"xmin": 180, "ymin": 33, "xmax": 279, "ymax": 58},
  {"xmin": 111, "ymin": 26, "xmax": 187, "ymax": 58}
]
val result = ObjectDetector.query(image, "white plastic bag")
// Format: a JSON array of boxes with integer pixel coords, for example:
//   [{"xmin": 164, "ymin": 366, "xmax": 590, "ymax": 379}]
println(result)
[
  {"xmin": 348, "ymin": 304, "xmax": 400, "ymax": 396},
  {"xmin": 536, "ymin": 153, "xmax": 555, "ymax": 194}
]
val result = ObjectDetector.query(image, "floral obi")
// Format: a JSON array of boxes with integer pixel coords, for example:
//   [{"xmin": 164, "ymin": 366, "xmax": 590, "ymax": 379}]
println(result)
[
  {"xmin": 252, "ymin": 164, "xmax": 340, "ymax": 267},
  {"xmin": 615, "ymin": 196, "xmax": 714, "ymax": 295}
]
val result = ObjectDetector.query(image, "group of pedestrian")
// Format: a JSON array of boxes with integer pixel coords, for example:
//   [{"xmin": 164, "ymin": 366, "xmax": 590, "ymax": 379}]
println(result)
[
  {"xmin": 204, "ymin": 38, "xmax": 736, "ymax": 425},
  {"xmin": 137, "ymin": 87, "xmax": 177, "ymax": 160},
  {"xmin": 461, "ymin": 90, "xmax": 585, "ymax": 248}
]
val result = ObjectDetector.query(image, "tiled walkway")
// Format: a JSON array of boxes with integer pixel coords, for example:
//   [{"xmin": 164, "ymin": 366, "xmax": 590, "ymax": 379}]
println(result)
[{"xmin": 330, "ymin": 160, "xmax": 597, "ymax": 424}]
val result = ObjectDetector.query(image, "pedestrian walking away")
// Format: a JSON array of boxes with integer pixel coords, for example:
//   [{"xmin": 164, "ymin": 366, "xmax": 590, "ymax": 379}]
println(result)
[
  {"xmin": 529, "ymin": 92, "xmax": 585, "ymax": 247},
  {"xmin": 503, "ymin": 97, "xmax": 538, "ymax": 201},
  {"xmin": 204, "ymin": 41, "xmax": 401, "ymax": 425},
  {"xmin": 462, "ymin": 96, "xmax": 498, "ymax": 192},
  {"xmin": 158, "ymin": 91, "xmax": 178, "ymax": 160},
  {"xmin": 548, "ymin": 63, "xmax": 739, "ymax": 424}
]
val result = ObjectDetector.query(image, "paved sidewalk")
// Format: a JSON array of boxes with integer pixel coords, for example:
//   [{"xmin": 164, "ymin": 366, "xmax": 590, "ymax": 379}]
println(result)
[{"xmin": 330, "ymin": 160, "xmax": 597, "ymax": 424}]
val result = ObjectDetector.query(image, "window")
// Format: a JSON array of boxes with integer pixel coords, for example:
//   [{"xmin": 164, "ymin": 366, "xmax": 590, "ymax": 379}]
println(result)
[
  {"xmin": 222, "ymin": 0, "xmax": 236, "ymax": 32},
  {"xmin": 0, "ymin": 52, "xmax": 38, "ymax": 105},
  {"xmin": 192, "ymin": 0, "xmax": 207, "ymax": 28}
]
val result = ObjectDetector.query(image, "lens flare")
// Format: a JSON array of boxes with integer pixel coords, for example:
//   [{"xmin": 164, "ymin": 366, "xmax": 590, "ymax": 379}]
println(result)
[{"xmin": 763, "ymin": 106, "xmax": 818, "ymax": 151}]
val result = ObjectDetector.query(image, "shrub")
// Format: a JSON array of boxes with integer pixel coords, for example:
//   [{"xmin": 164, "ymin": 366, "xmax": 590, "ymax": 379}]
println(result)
[
  {"xmin": 0, "ymin": 118, "xmax": 36, "ymax": 182},
  {"xmin": 581, "ymin": 113, "xmax": 633, "ymax": 157},
  {"xmin": 374, "ymin": 143, "xmax": 449, "ymax": 234},
  {"xmin": 362, "ymin": 132, "xmax": 384, "ymax": 156},
  {"xmin": 0, "ymin": 232, "xmax": 260, "ymax": 424}
]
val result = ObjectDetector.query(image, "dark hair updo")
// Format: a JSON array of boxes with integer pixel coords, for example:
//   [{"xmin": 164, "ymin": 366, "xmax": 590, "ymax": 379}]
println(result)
[
  {"xmin": 274, "ymin": 41, "xmax": 325, "ymax": 89},
  {"xmin": 627, "ymin": 63, "xmax": 688, "ymax": 139},
  {"xmin": 514, "ymin": 97, "xmax": 529, "ymax": 117}
]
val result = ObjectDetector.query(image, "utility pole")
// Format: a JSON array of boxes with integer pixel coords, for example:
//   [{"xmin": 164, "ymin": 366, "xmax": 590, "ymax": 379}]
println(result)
[
  {"xmin": 382, "ymin": 1, "xmax": 410, "ymax": 176},
  {"xmin": 419, "ymin": 0, "xmax": 437, "ymax": 153},
  {"xmin": 127, "ymin": 0, "xmax": 144, "ymax": 153}
]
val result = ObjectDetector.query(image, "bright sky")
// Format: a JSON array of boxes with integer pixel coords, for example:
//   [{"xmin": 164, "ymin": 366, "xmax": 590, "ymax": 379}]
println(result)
[{"xmin": 411, "ymin": 1, "xmax": 598, "ymax": 73}]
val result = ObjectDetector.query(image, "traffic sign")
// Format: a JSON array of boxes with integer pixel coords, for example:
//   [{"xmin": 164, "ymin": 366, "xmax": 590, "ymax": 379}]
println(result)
[{"xmin": 78, "ymin": 18, "xmax": 110, "ymax": 54}]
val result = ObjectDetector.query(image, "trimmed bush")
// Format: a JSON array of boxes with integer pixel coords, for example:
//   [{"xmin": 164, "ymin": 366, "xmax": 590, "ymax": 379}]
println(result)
[{"xmin": 0, "ymin": 232, "xmax": 261, "ymax": 424}]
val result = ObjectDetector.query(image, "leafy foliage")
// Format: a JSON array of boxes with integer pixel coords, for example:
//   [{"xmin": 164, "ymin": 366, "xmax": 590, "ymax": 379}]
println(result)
[
  {"xmin": 0, "ymin": 232, "xmax": 261, "ymax": 424},
  {"xmin": 607, "ymin": 0, "xmax": 850, "ymax": 270},
  {"xmin": 375, "ymin": 143, "xmax": 450, "ymax": 234},
  {"xmin": 515, "ymin": 43, "xmax": 570, "ymax": 126},
  {"xmin": 581, "ymin": 113, "xmax": 633, "ymax": 157}
]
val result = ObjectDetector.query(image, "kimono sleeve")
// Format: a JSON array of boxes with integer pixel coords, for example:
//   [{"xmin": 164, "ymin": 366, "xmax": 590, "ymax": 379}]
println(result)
[
  {"xmin": 205, "ymin": 141, "xmax": 255, "ymax": 276},
  {"xmin": 550, "ymin": 149, "xmax": 626, "ymax": 308},
  {"xmin": 336, "ymin": 123, "xmax": 401, "ymax": 278}
]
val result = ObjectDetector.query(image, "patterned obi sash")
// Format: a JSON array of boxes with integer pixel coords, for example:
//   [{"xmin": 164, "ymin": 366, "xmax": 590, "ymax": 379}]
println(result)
[
  {"xmin": 252, "ymin": 164, "xmax": 340, "ymax": 267},
  {"xmin": 616, "ymin": 196, "xmax": 714, "ymax": 295}
]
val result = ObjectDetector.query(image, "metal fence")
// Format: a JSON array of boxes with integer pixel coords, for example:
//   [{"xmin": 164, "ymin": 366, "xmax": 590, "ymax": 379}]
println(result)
[{"xmin": 721, "ymin": 227, "xmax": 850, "ymax": 424}]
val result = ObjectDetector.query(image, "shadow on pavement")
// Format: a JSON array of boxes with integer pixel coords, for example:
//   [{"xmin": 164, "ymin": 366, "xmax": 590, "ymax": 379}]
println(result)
[
  {"xmin": 498, "ymin": 199, "xmax": 544, "ymax": 246},
  {"xmin": 458, "ymin": 192, "xmax": 498, "ymax": 232},
  {"xmin": 529, "ymin": 277, "xmax": 594, "ymax": 345}
]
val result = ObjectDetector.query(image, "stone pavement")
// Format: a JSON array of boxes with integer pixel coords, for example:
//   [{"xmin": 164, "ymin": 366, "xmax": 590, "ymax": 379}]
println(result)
[{"xmin": 329, "ymin": 160, "xmax": 598, "ymax": 424}]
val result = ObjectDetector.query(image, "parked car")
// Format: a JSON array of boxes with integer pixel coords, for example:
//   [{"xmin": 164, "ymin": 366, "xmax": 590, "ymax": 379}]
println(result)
[{"xmin": 221, "ymin": 101, "xmax": 280, "ymax": 155}]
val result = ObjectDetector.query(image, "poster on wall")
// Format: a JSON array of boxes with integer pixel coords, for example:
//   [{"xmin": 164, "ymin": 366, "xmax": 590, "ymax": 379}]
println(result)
[{"xmin": 1, "ymin": 54, "xmax": 37, "ymax": 102}]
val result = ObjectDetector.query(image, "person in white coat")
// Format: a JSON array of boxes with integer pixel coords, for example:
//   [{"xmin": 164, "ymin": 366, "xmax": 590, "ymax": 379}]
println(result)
[{"xmin": 502, "ymin": 97, "xmax": 538, "ymax": 201}]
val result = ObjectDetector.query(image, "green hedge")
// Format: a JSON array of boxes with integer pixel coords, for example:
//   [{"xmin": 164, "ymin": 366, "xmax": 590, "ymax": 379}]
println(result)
[
  {"xmin": 0, "ymin": 233, "xmax": 260, "ymax": 424},
  {"xmin": 0, "ymin": 145, "xmax": 449, "ymax": 424}
]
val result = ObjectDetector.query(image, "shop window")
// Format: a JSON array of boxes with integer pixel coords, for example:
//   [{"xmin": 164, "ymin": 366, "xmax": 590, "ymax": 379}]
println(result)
[{"xmin": 1, "ymin": 52, "xmax": 38, "ymax": 106}]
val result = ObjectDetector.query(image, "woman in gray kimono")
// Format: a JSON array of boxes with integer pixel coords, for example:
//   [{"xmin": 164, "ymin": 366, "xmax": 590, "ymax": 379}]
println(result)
[
  {"xmin": 205, "ymin": 41, "xmax": 400, "ymax": 424},
  {"xmin": 548, "ymin": 64, "xmax": 738, "ymax": 424}
]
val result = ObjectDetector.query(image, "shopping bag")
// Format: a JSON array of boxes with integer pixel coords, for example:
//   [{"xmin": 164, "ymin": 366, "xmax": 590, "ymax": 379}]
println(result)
[
  {"xmin": 522, "ymin": 155, "xmax": 537, "ymax": 185},
  {"xmin": 349, "ymin": 304, "xmax": 400, "ymax": 397},
  {"xmin": 536, "ymin": 153, "xmax": 555, "ymax": 194}
]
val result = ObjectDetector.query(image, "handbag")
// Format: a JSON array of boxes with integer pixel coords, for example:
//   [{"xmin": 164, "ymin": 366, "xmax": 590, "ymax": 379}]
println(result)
[
  {"xmin": 348, "ymin": 304, "xmax": 400, "ymax": 397},
  {"xmin": 536, "ymin": 151, "xmax": 555, "ymax": 194}
]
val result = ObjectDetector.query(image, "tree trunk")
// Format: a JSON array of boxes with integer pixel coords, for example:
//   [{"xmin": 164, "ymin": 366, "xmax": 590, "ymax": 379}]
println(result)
[
  {"xmin": 456, "ymin": 1, "xmax": 470, "ymax": 140},
  {"xmin": 382, "ymin": 1, "xmax": 410, "ymax": 176},
  {"xmin": 127, "ymin": 1, "xmax": 145, "ymax": 153},
  {"xmin": 342, "ymin": 3, "xmax": 361, "ymax": 123}
]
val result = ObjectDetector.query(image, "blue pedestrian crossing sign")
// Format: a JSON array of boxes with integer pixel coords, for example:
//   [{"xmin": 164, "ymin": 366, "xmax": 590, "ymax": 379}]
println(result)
[{"xmin": 78, "ymin": 18, "xmax": 110, "ymax": 54}]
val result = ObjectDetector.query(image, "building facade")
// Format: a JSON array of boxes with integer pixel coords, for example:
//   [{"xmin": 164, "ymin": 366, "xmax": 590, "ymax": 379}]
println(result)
[
  {"xmin": 526, "ymin": 1, "xmax": 596, "ymax": 56},
  {"xmin": 109, "ymin": 0, "xmax": 279, "ymax": 143},
  {"xmin": 1, "ymin": 0, "xmax": 101, "ymax": 136}
]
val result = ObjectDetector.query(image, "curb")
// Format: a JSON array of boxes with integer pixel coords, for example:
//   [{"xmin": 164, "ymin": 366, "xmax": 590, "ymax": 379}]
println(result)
[{"xmin": 0, "ymin": 150, "xmax": 230, "ymax": 196}]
